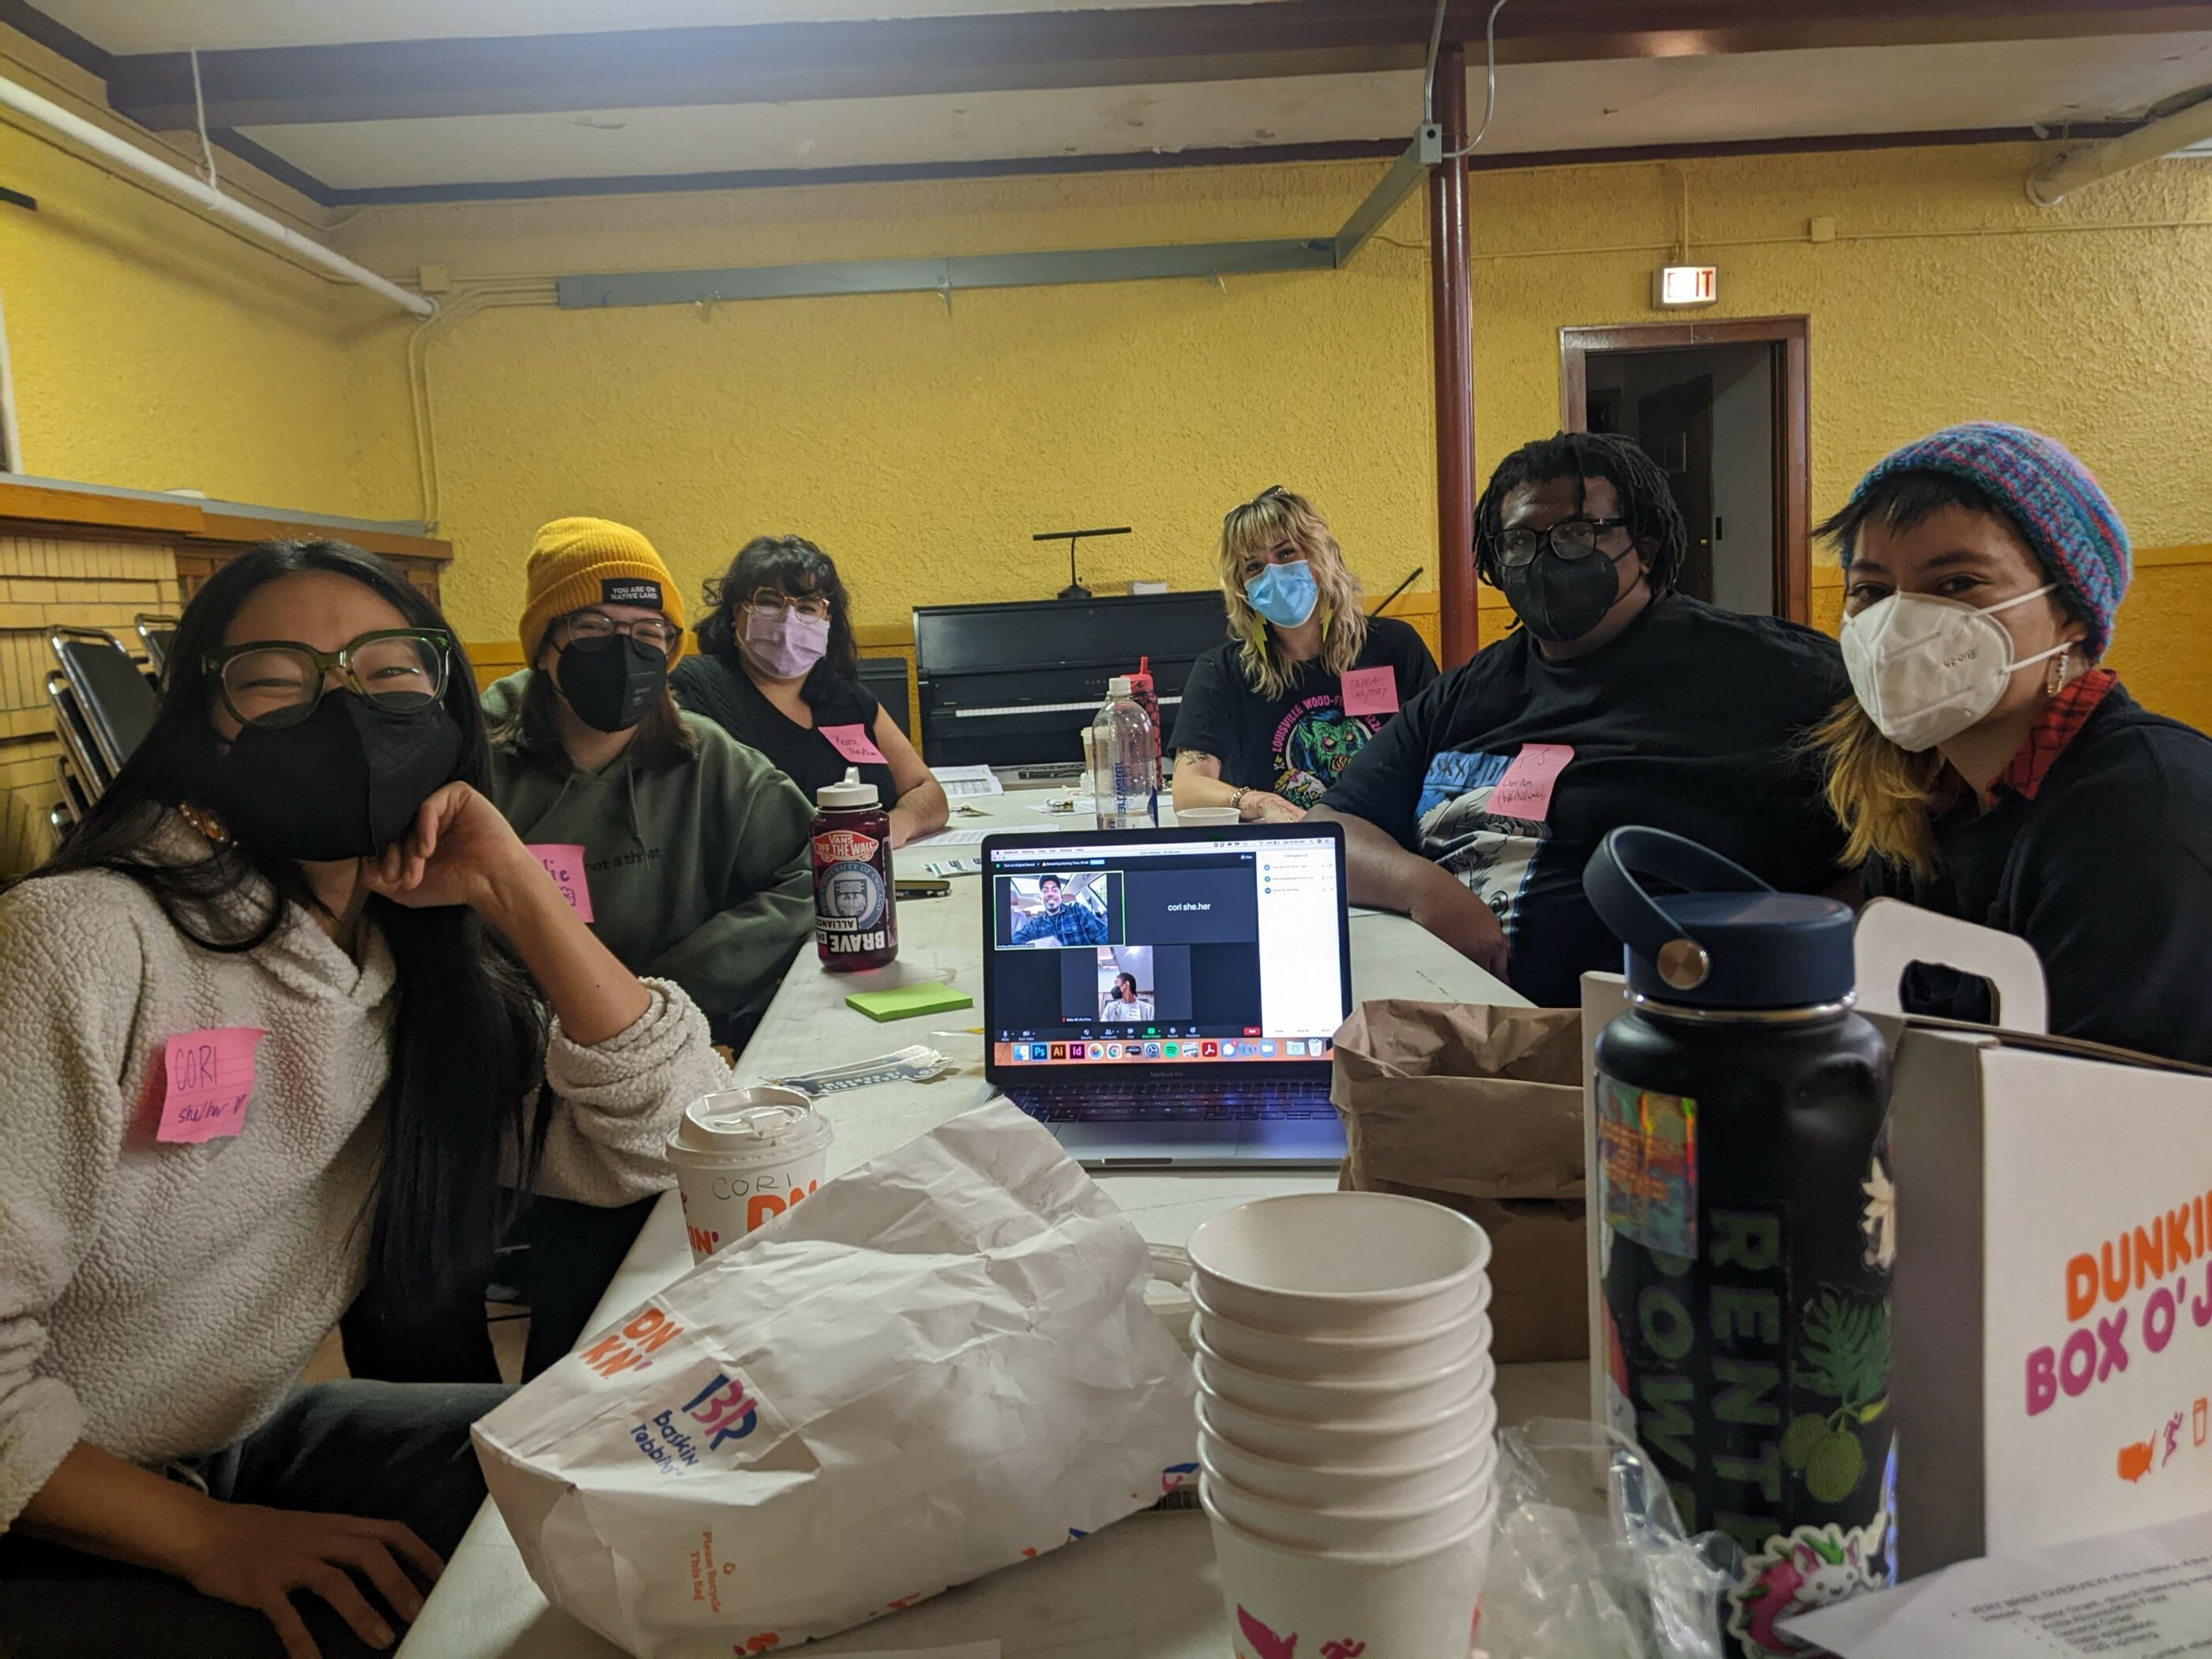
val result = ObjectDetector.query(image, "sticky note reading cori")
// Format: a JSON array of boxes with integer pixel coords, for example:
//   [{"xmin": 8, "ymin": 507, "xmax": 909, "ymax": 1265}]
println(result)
[{"xmin": 158, "ymin": 1027, "xmax": 266, "ymax": 1144}]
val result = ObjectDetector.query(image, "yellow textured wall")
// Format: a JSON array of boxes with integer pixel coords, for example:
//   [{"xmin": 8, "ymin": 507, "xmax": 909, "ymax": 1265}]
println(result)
[
  {"xmin": 0, "ymin": 33, "xmax": 409, "ymax": 517},
  {"xmin": 340, "ymin": 140, "xmax": 2212, "ymax": 731}
]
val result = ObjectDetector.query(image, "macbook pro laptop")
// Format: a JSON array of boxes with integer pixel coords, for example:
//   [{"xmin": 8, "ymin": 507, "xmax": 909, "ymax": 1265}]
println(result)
[{"xmin": 980, "ymin": 822, "xmax": 1352, "ymax": 1168}]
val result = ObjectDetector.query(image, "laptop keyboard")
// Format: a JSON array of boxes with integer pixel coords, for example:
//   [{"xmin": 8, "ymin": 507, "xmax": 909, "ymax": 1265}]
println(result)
[{"xmin": 1008, "ymin": 1081, "xmax": 1338, "ymax": 1122}]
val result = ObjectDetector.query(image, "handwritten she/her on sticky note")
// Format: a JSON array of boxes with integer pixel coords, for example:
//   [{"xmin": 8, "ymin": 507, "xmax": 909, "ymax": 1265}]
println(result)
[
  {"xmin": 820, "ymin": 724, "xmax": 888, "ymax": 767},
  {"xmin": 1491, "ymin": 742, "xmax": 1574, "ymax": 822},
  {"xmin": 158, "ymin": 1027, "xmax": 266, "ymax": 1144},
  {"xmin": 529, "ymin": 843, "xmax": 594, "ymax": 922}
]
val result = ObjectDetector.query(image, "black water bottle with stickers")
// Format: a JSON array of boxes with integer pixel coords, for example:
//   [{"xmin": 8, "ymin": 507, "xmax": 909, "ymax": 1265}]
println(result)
[{"xmin": 1582, "ymin": 828, "xmax": 1894, "ymax": 1657}]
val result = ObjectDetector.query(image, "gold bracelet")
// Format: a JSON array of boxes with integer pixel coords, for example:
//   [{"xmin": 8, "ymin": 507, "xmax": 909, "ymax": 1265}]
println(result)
[{"xmin": 1229, "ymin": 786, "xmax": 1249, "ymax": 816}]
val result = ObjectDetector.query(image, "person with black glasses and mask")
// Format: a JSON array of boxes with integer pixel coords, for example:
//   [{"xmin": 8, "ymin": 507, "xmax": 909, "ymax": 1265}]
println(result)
[
  {"xmin": 1311, "ymin": 431, "xmax": 1849, "ymax": 1007},
  {"xmin": 0, "ymin": 539, "xmax": 727, "ymax": 1657},
  {"xmin": 480, "ymin": 518, "xmax": 814, "ymax": 1052}
]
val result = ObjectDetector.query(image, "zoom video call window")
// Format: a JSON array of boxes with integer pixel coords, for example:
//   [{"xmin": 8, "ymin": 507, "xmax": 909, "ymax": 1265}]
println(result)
[{"xmin": 988, "ymin": 837, "xmax": 1346, "ymax": 1068}]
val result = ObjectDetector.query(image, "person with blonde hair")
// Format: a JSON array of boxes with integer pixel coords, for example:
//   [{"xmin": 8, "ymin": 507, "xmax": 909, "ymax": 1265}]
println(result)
[
  {"xmin": 1172, "ymin": 486, "xmax": 1435, "ymax": 821},
  {"xmin": 1814, "ymin": 423, "xmax": 2212, "ymax": 1063}
]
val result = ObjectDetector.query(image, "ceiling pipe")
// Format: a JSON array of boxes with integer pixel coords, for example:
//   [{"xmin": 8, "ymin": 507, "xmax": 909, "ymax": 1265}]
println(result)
[
  {"xmin": 2026, "ymin": 93, "xmax": 2212, "ymax": 207},
  {"xmin": 0, "ymin": 72, "xmax": 434, "ymax": 317}
]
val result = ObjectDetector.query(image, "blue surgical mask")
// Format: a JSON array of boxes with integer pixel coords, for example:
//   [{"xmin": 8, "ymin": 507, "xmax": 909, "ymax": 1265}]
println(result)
[{"xmin": 1244, "ymin": 560, "xmax": 1319, "ymax": 628}]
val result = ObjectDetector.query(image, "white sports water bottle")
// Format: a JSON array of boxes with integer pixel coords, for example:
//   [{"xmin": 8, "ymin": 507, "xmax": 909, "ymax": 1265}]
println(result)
[{"xmin": 1090, "ymin": 675, "xmax": 1159, "ymax": 830}]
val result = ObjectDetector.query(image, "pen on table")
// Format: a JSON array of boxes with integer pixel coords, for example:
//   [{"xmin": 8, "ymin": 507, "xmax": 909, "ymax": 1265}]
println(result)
[{"xmin": 933, "ymin": 1029, "xmax": 985, "ymax": 1038}]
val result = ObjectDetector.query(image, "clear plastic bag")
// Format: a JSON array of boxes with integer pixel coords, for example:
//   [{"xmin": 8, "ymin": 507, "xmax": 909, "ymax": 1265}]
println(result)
[{"xmin": 1477, "ymin": 1418, "xmax": 1736, "ymax": 1659}]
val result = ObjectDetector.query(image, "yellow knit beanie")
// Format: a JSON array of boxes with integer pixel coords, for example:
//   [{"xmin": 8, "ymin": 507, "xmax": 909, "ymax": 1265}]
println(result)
[{"xmin": 521, "ymin": 517, "xmax": 687, "ymax": 664}]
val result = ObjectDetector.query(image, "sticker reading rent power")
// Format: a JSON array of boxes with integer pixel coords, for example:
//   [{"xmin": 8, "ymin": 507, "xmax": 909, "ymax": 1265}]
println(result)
[{"xmin": 158, "ymin": 1026, "xmax": 266, "ymax": 1144}]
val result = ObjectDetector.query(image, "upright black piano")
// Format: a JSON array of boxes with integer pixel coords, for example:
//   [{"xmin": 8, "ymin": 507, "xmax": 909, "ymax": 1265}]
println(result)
[{"xmin": 914, "ymin": 591, "xmax": 1229, "ymax": 768}]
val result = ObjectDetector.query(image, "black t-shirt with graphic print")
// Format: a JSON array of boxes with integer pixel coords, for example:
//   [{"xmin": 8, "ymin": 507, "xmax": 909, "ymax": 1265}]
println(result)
[
  {"xmin": 1173, "ymin": 615, "xmax": 1439, "ymax": 809},
  {"xmin": 1319, "ymin": 593, "xmax": 1849, "ymax": 1008}
]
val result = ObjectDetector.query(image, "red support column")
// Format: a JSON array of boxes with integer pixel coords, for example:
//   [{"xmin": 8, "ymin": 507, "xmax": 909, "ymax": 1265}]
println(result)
[{"xmin": 1428, "ymin": 40, "xmax": 1478, "ymax": 668}]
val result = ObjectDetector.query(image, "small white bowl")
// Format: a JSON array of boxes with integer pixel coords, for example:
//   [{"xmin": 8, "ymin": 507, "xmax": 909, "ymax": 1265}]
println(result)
[
  {"xmin": 1194, "ymin": 1297, "xmax": 1492, "ymax": 1381},
  {"xmin": 1198, "ymin": 1383, "xmax": 1499, "ymax": 1466},
  {"xmin": 1194, "ymin": 1331, "xmax": 1495, "ymax": 1424},
  {"xmin": 1188, "ymin": 1193, "xmax": 1492, "ymax": 1339},
  {"xmin": 1200, "ymin": 1451, "xmax": 1492, "ymax": 1555},
  {"xmin": 1198, "ymin": 1398, "xmax": 1495, "ymax": 1509}
]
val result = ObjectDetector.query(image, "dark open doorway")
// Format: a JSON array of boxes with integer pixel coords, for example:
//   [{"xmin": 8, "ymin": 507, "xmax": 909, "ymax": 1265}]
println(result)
[{"xmin": 1559, "ymin": 318, "xmax": 1811, "ymax": 623}]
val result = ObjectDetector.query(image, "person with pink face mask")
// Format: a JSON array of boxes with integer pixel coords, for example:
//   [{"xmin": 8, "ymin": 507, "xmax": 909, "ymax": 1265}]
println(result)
[{"xmin": 673, "ymin": 536, "xmax": 949, "ymax": 848}]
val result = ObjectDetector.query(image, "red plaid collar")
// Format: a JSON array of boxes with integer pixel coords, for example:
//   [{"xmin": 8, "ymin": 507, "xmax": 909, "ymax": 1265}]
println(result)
[{"xmin": 1994, "ymin": 667, "xmax": 2117, "ymax": 802}]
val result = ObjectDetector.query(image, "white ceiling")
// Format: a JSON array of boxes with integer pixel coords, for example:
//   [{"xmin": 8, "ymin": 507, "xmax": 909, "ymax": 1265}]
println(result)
[
  {"xmin": 233, "ymin": 32, "xmax": 2212, "ymax": 190},
  {"xmin": 42, "ymin": 0, "xmax": 1273, "ymax": 55}
]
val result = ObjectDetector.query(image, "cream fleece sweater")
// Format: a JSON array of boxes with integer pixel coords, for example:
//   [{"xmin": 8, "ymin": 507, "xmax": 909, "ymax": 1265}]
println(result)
[{"xmin": 0, "ymin": 863, "xmax": 731, "ymax": 1531}]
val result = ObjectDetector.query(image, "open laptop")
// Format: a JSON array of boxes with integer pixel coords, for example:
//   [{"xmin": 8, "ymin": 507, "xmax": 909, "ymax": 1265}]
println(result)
[{"xmin": 980, "ymin": 821, "xmax": 1352, "ymax": 1168}]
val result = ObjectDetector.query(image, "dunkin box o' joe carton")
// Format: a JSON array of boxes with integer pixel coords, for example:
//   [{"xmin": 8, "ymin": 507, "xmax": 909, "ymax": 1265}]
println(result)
[{"xmin": 1582, "ymin": 899, "xmax": 2212, "ymax": 1593}]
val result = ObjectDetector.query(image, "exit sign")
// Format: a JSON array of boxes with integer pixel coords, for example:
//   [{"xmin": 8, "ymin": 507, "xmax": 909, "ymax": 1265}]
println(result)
[{"xmin": 1653, "ymin": 265, "xmax": 1718, "ymax": 307}]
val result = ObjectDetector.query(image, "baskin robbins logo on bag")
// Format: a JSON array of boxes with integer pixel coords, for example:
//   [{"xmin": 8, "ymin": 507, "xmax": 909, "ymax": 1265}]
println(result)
[{"xmin": 628, "ymin": 1365, "xmax": 765, "ymax": 1475}]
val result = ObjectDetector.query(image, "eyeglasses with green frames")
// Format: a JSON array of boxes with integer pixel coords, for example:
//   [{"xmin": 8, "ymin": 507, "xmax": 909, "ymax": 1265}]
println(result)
[{"xmin": 205, "ymin": 628, "xmax": 453, "ymax": 729}]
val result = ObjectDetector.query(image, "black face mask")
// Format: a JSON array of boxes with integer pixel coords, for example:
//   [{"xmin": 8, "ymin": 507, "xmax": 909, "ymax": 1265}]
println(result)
[
  {"xmin": 201, "ymin": 691, "xmax": 465, "ymax": 863},
  {"xmin": 555, "ymin": 636, "xmax": 667, "ymax": 733},
  {"xmin": 1500, "ymin": 544, "xmax": 1640, "ymax": 644}
]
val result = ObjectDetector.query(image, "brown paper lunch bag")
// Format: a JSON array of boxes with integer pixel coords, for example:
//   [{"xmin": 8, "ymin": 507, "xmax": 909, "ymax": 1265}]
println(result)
[{"xmin": 1330, "ymin": 999, "xmax": 1589, "ymax": 1364}]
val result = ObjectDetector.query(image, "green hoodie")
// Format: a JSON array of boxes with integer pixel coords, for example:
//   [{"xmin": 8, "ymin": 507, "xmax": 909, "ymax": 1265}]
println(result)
[{"xmin": 481, "ymin": 671, "xmax": 814, "ymax": 1046}]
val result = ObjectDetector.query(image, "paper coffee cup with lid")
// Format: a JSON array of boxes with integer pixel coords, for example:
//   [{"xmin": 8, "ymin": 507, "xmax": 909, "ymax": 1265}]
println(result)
[{"xmin": 666, "ymin": 1087, "xmax": 834, "ymax": 1263}]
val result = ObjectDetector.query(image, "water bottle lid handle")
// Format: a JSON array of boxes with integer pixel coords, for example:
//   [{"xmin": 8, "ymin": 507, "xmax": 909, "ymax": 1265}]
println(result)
[{"xmin": 1582, "ymin": 826, "xmax": 1774, "ymax": 991}]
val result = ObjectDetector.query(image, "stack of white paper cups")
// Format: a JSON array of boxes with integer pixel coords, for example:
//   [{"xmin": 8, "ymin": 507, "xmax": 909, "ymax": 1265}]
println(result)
[{"xmin": 1187, "ymin": 1192, "xmax": 1497, "ymax": 1659}]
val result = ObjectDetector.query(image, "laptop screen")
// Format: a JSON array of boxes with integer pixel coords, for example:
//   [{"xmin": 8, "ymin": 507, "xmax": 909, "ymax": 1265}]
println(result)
[{"xmin": 981, "ymin": 826, "xmax": 1350, "ymax": 1070}]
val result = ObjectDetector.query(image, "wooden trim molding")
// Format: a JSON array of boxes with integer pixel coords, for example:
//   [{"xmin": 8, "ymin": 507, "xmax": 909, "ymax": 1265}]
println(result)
[{"xmin": 0, "ymin": 476, "xmax": 452, "ymax": 563}]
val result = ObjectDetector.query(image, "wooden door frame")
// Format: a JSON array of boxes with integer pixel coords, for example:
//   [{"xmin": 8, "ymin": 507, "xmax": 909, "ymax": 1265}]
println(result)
[{"xmin": 1559, "ymin": 315, "xmax": 1811, "ymax": 624}]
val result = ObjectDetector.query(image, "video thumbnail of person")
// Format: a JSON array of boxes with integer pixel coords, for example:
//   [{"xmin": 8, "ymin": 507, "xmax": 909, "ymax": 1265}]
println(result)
[
  {"xmin": 1071, "ymin": 944, "xmax": 1195, "ymax": 1025},
  {"xmin": 995, "ymin": 871, "xmax": 1124, "ymax": 950}
]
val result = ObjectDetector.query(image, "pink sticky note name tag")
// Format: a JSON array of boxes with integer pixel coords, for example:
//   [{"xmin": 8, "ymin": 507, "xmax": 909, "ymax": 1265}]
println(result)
[
  {"xmin": 1490, "ymin": 742, "xmax": 1574, "ymax": 822},
  {"xmin": 529, "ymin": 843, "xmax": 594, "ymax": 922},
  {"xmin": 1340, "ymin": 666, "xmax": 1400, "ymax": 720},
  {"xmin": 158, "ymin": 1027, "xmax": 265, "ymax": 1144},
  {"xmin": 820, "ymin": 724, "xmax": 888, "ymax": 766}
]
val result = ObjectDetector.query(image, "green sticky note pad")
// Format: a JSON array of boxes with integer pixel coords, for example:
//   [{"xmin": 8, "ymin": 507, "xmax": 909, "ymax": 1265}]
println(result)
[{"xmin": 845, "ymin": 983, "xmax": 973, "ymax": 1022}]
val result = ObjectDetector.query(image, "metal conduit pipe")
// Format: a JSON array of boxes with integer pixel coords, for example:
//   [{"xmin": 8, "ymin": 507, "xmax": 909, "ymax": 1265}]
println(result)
[
  {"xmin": 2026, "ymin": 94, "xmax": 2212, "ymax": 207},
  {"xmin": 0, "ymin": 72, "xmax": 434, "ymax": 318}
]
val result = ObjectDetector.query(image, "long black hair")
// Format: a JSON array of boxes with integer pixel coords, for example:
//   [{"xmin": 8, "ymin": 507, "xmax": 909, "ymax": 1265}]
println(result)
[
  {"xmin": 1473, "ymin": 431, "xmax": 1687, "ymax": 596},
  {"xmin": 30, "ymin": 539, "xmax": 547, "ymax": 1313},
  {"xmin": 696, "ymin": 534, "xmax": 860, "ymax": 698}
]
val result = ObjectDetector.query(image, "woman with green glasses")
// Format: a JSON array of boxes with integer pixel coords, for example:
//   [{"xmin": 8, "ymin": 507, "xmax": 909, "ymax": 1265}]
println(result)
[
  {"xmin": 674, "ymin": 534, "xmax": 948, "ymax": 847},
  {"xmin": 0, "ymin": 538, "xmax": 725, "ymax": 1657}
]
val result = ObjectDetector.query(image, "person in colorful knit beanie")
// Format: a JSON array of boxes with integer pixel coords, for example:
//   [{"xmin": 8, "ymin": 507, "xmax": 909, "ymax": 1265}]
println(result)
[{"xmin": 1812, "ymin": 421, "xmax": 2212, "ymax": 1063}]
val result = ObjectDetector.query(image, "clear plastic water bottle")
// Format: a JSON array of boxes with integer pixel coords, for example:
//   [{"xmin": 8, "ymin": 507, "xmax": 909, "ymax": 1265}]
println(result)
[{"xmin": 1091, "ymin": 675, "xmax": 1159, "ymax": 830}]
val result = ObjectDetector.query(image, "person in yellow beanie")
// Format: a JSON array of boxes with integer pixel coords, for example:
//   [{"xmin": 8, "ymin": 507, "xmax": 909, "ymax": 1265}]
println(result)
[
  {"xmin": 482, "ymin": 517, "xmax": 813, "ymax": 1051},
  {"xmin": 352, "ymin": 518, "xmax": 814, "ymax": 1384}
]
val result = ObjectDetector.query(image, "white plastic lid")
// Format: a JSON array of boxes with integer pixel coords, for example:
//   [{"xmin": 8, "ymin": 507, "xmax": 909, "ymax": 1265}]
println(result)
[
  {"xmin": 668, "ymin": 1088, "xmax": 833, "ymax": 1169},
  {"xmin": 1107, "ymin": 675, "xmax": 1134, "ymax": 697},
  {"xmin": 816, "ymin": 765, "xmax": 878, "ymax": 810}
]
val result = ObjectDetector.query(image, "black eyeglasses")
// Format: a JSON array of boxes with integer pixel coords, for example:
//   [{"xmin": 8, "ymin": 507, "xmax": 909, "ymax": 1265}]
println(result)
[
  {"xmin": 207, "ymin": 629, "xmax": 452, "ymax": 729},
  {"xmin": 1495, "ymin": 517, "xmax": 1630, "ymax": 569},
  {"xmin": 555, "ymin": 611, "xmax": 683, "ymax": 655}
]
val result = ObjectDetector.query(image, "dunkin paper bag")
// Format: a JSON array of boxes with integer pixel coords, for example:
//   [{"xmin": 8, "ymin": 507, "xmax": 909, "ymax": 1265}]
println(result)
[
  {"xmin": 1332, "ymin": 999, "xmax": 1588, "ymax": 1362},
  {"xmin": 473, "ymin": 1100, "xmax": 1198, "ymax": 1659}
]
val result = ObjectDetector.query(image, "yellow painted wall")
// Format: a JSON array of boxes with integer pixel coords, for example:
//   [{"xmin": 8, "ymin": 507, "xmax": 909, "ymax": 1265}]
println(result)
[
  {"xmin": 339, "ymin": 139, "xmax": 2212, "ymax": 732},
  {"xmin": 0, "ymin": 31, "xmax": 410, "ymax": 517}
]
